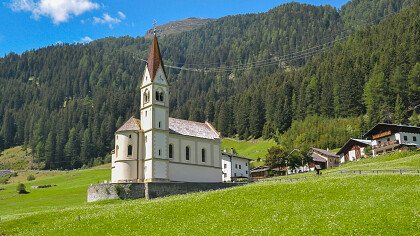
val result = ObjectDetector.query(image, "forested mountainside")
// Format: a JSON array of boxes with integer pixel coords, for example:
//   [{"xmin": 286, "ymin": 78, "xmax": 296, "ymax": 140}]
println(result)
[{"xmin": 0, "ymin": 0, "xmax": 419, "ymax": 169}]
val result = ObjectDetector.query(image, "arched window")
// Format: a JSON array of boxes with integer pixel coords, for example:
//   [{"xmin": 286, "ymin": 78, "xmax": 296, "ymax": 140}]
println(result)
[
  {"xmin": 155, "ymin": 91, "xmax": 159, "ymax": 101},
  {"xmin": 159, "ymin": 92, "xmax": 164, "ymax": 102},
  {"xmin": 143, "ymin": 90, "xmax": 150, "ymax": 103},
  {"xmin": 116, "ymin": 145, "xmax": 119, "ymax": 158},
  {"xmin": 127, "ymin": 145, "xmax": 133, "ymax": 156},
  {"xmin": 201, "ymin": 148, "xmax": 206, "ymax": 162},
  {"xmin": 185, "ymin": 146, "xmax": 190, "ymax": 161},
  {"xmin": 159, "ymin": 149, "xmax": 161, "ymax": 156},
  {"xmin": 169, "ymin": 144, "xmax": 173, "ymax": 159}
]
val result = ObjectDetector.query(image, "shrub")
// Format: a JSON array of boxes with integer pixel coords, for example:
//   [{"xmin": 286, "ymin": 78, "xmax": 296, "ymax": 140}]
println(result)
[
  {"xmin": 17, "ymin": 183, "xmax": 28, "ymax": 194},
  {"xmin": 27, "ymin": 174, "xmax": 36, "ymax": 181}
]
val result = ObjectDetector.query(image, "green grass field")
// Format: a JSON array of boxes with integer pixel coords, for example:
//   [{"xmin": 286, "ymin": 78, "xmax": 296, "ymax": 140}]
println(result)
[{"xmin": 0, "ymin": 151, "xmax": 419, "ymax": 235}]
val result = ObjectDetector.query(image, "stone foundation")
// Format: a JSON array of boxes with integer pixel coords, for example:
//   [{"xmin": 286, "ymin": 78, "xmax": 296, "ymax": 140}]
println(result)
[{"xmin": 87, "ymin": 182, "xmax": 245, "ymax": 202}]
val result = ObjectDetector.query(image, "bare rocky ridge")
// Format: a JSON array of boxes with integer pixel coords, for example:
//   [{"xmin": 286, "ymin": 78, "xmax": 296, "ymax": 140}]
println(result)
[{"xmin": 145, "ymin": 17, "xmax": 214, "ymax": 38}]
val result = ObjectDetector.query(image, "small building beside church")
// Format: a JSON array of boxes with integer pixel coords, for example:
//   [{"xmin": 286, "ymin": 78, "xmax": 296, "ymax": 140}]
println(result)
[
  {"xmin": 221, "ymin": 150, "xmax": 251, "ymax": 182},
  {"xmin": 111, "ymin": 34, "xmax": 222, "ymax": 183}
]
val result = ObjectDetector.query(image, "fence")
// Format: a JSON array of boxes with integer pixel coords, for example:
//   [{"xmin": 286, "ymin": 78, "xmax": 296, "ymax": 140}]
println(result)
[{"xmin": 254, "ymin": 168, "xmax": 420, "ymax": 183}]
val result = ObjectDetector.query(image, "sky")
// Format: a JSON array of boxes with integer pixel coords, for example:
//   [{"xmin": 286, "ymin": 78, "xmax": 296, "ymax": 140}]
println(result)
[{"xmin": 0, "ymin": 0, "xmax": 349, "ymax": 56}]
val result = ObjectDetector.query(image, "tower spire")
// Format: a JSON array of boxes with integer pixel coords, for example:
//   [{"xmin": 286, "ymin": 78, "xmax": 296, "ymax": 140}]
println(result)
[{"xmin": 147, "ymin": 24, "xmax": 166, "ymax": 81}]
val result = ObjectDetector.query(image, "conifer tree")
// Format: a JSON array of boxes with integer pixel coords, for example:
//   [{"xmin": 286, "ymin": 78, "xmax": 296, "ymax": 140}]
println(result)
[{"xmin": 393, "ymin": 94, "xmax": 406, "ymax": 124}]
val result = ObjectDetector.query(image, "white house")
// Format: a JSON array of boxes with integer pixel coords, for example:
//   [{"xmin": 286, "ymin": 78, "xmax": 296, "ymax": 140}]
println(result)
[
  {"xmin": 111, "ymin": 34, "xmax": 222, "ymax": 183},
  {"xmin": 221, "ymin": 150, "xmax": 251, "ymax": 182},
  {"xmin": 336, "ymin": 139, "xmax": 372, "ymax": 163},
  {"xmin": 363, "ymin": 123, "xmax": 420, "ymax": 156}
]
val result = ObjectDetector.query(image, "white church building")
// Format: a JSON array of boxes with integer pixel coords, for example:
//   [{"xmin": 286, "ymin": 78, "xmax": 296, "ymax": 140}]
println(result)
[{"xmin": 111, "ymin": 34, "xmax": 223, "ymax": 183}]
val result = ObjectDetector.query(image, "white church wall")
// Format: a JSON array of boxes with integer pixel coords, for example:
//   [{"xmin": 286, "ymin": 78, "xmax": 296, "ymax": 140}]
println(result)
[
  {"xmin": 152, "ymin": 159, "xmax": 169, "ymax": 180},
  {"xmin": 153, "ymin": 131, "xmax": 168, "ymax": 159},
  {"xmin": 168, "ymin": 162, "xmax": 222, "ymax": 182},
  {"xmin": 144, "ymin": 160, "xmax": 153, "ymax": 180}
]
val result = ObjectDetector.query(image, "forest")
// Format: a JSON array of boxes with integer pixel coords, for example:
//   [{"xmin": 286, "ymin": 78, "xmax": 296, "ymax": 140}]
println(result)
[{"xmin": 0, "ymin": 0, "xmax": 419, "ymax": 169}]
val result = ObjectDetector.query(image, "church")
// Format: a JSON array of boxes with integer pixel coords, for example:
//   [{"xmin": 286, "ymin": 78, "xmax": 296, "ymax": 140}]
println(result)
[{"xmin": 111, "ymin": 34, "xmax": 222, "ymax": 183}]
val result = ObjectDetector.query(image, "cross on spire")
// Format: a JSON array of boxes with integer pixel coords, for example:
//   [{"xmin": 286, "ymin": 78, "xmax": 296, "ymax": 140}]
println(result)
[{"xmin": 153, "ymin": 19, "xmax": 157, "ymax": 35}]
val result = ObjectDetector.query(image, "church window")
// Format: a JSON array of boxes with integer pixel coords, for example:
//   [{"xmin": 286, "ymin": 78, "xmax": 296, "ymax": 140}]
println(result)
[
  {"xmin": 169, "ymin": 144, "xmax": 173, "ymax": 158},
  {"xmin": 145, "ymin": 111, "xmax": 147, "ymax": 117},
  {"xmin": 127, "ymin": 145, "xmax": 133, "ymax": 156},
  {"xmin": 116, "ymin": 145, "xmax": 119, "ymax": 158},
  {"xmin": 143, "ymin": 90, "xmax": 150, "ymax": 103},
  {"xmin": 235, "ymin": 164, "xmax": 238, "ymax": 169},
  {"xmin": 155, "ymin": 91, "xmax": 160, "ymax": 101},
  {"xmin": 159, "ymin": 92, "xmax": 164, "ymax": 102},
  {"xmin": 414, "ymin": 136, "xmax": 417, "ymax": 142},
  {"xmin": 201, "ymin": 148, "xmax": 206, "ymax": 162},
  {"xmin": 186, "ymin": 146, "xmax": 190, "ymax": 161},
  {"xmin": 246, "ymin": 162, "xmax": 248, "ymax": 166},
  {"xmin": 223, "ymin": 163, "xmax": 227, "ymax": 169},
  {"xmin": 158, "ymin": 121, "xmax": 161, "ymax": 128},
  {"xmin": 159, "ymin": 149, "xmax": 161, "ymax": 156},
  {"xmin": 239, "ymin": 165, "xmax": 241, "ymax": 169},
  {"xmin": 129, "ymin": 135, "xmax": 131, "ymax": 139}
]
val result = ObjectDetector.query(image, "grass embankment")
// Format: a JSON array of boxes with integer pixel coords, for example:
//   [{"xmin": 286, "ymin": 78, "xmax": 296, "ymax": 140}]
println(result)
[
  {"xmin": 222, "ymin": 138, "xmax": 276, "ymax": 167},
  {"xmin": 0, "ymin": 151, "xmax": 419, "ymax": 235},
  {"xmin": 0, "ymin": 146, "xmax": 31, "ymax": 170}
]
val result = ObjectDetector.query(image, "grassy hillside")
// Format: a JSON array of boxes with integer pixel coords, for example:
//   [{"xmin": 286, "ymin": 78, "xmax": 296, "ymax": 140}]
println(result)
[
  {"xmin": 0, "ymin": 151, "xmax": 419, "ymax": 235},
  {"xmin": 0, "ymin": 146, "xmax": 31, "ymax": 170},
  {"xmin": 222, "ymin": 138, "xmax": 276, "ymax": 160}
]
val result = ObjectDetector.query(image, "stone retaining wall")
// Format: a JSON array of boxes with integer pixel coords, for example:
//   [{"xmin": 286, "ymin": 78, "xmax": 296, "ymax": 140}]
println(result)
[{"xmin": 87, "ymin": 182, "xmax": 245, "ymax": 202}]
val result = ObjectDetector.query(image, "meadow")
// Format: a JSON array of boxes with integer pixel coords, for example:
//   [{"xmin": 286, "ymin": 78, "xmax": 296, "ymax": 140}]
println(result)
[{"xmin": 0, "ymin": 152, "xmax": 419, "ymax": 235}]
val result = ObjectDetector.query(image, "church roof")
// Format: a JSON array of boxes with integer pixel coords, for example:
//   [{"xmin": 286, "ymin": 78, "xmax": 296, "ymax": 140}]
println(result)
[
  {"xmin": 116, "ymin": 117, "xmax": 141, "ymax": 132},
  {"xmin": 169, "ymin": 118, "xmax": 220, "ymax": 140},
  {"xmin": 147, "ymin": 34, "xmax": 166, "ymax": 81},
  {"xmin": 115, "ymin": 117, "xmax": 220, "ymax": 140}
]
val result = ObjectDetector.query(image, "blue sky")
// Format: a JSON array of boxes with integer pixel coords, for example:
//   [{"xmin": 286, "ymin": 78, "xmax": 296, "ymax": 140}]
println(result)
[{"xmin": 0, "ymin": 0, "xmax": 349, "ymax": 56}]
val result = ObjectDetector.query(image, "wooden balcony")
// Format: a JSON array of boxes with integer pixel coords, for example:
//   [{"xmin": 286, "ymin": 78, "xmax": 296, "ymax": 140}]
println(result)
[{"xmin": 373, "ymin": 140, "xmax": 399, "ymax": 150}]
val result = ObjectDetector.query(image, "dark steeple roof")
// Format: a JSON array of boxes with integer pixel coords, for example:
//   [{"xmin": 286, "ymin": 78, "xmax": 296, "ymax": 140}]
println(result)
[{"xmin": 147, "ymin": 34, "xmax": 166, "ymax": 81}]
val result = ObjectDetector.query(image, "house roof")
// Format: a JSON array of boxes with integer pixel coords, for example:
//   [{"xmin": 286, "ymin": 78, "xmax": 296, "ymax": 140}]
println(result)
[
  {"xmin": 363, "ymin": 123, "xmax": 420, "ymax": 139},
  {"xmin": 147, "ymin": 34, "xmax": 166, "ymax": 81},
  {"xmin": 169, "ymin": 118, "xmax": 220, "ymax": 140},
  {"xmin": 336, "ymin": 138, "xmax": 371, "ymax": 155},
  {"xmin": 116, "ymin": 117, "xmax": 220, "ymax": 140},
  {"xmin": 116, "ymin": 117, "xmax": 141, "ymax": 132},
  {"xmin": 311, "ymin": 148, "xmax": 339, "ymax": 158},
  {"xmin": 221, "ymin": 152, "xmax": 253, "ymax": 161},
  {"xmin": 311, "ymin": 152, "xmax": 327, "ymax": 163},
  {"xmin": 250, "ymin": 166, "xmax": 270, "ymax": 173}
]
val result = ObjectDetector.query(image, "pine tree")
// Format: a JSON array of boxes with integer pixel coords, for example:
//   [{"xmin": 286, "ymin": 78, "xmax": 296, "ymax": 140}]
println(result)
[
  {"xmin": 80, "ymin": 128, "xmax": 94, "ymax": 165},
  {"xmin": 393, "ymin": 94, "xmax": 406, "ymax": 124},
  {"xmin": 409, "ymin": 111, "xmax": 420, "ymax": 126},
  {"xmin": 44, "ymin": 131, "xmax": 56, "ymax": 169}
]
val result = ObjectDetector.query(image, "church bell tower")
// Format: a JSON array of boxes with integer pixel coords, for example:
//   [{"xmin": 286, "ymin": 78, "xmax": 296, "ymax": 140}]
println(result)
[{"xmin": 140, "ymin": 33, "xmax": 170, "ymax": 182}]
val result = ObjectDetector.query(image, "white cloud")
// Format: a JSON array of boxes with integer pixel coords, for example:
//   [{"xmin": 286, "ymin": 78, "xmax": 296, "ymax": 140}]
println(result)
[
  {"xmin": 117, "ymin": 11, "xmax": 125, "ymax": 19},
  {"xmin": 93, "ymin": 11, "xmax": 125, "ymax": 28},
  {"xmin": 9, "ymin": 0, "xmax": 99, "ymax": 24},
  {"xmin": 79, "ymin": 36, "xmax": 93, "ymax": 43}
]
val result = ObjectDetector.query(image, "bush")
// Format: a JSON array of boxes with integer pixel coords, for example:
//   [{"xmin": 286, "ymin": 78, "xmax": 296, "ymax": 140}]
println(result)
[
  {"xmin": 27, "ymin": 174, "xmax": 36, "ymax": 181},
  {"xmin": 17, "ymin": 183, "xmax": 28, "ymax": 194}
]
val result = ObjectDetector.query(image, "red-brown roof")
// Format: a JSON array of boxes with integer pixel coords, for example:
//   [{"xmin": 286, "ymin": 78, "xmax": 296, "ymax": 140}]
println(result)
[{"xmin": 147, "ymin": 34, "xmax": 166, "ymax": 81}]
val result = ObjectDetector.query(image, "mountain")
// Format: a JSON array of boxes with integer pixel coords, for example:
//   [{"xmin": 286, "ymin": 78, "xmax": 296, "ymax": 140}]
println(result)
[
  {"xmin": 144, "ymin": 18, "xmax": 215, "ymax": 38},
  {"xmin": 0, "ymin": 0, "xmax": 418, "ymax": 169}
]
